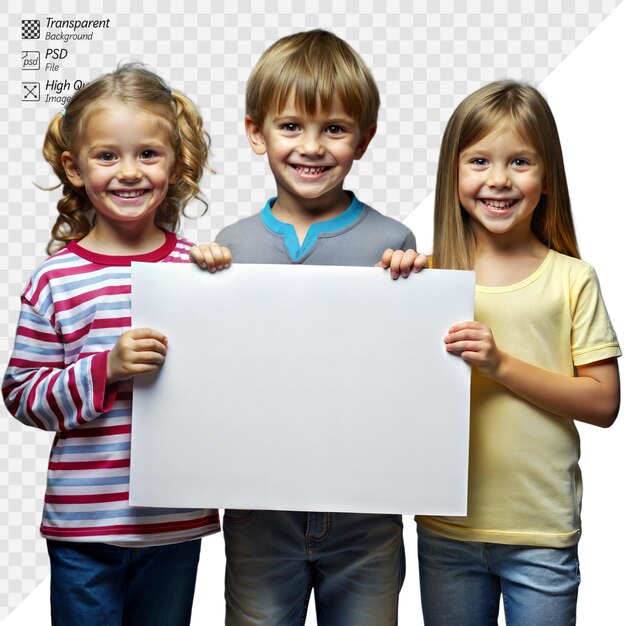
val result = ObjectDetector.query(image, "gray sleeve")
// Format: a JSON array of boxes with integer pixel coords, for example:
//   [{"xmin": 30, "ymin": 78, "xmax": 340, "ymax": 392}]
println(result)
[
  {"xmin": 400, "ymin": 229, "xmax": 416, "ymax": 251},
  {"xmin": 215, "ymin": 214, "xmax": 291, "ymax": 264}
]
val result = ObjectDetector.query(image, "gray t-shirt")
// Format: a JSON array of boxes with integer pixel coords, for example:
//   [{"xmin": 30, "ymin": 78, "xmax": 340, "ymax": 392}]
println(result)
[{"xmin": 216, "ymin": 195, "xmax": 416, "ymax": 266}]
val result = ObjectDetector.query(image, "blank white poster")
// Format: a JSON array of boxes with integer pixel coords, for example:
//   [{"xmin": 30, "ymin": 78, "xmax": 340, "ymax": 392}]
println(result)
[{"xmin": 130, "ymin": 263, "xmax": 474, "ymax": 515}]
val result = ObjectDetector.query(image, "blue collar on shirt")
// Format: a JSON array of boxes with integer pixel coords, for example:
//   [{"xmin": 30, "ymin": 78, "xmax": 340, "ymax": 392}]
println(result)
[{"xmin": 261, "ymin": 192, "xmax": 364, "ymax": 261}]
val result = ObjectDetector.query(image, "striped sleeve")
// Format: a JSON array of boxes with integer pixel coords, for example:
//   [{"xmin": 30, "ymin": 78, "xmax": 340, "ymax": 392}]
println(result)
[
  {"xmin": 3, "ymin": 238, "xmax": 220, "ymax": 544},
  {"xmin": 2, "ymin": 248, "xmax": 123, "ymax": 432},
  {"xmin": 3, "ymin": 297, "xmax": 116, "ymax": 432}
]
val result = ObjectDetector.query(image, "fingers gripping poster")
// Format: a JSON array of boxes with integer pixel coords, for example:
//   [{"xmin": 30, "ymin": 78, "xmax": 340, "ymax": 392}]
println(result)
[{"xmin": 1, "ymin": 1, "xmax": 624, "ymax": 623}]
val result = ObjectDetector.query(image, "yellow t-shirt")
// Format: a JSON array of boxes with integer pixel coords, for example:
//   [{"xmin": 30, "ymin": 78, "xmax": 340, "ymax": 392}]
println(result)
[{"xmin": 417, "ymin": 250, "xmax": 621, "ymax": 548}]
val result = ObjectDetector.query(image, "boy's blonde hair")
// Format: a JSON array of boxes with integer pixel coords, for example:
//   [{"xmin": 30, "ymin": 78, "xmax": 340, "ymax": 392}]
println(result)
[
  {"xmin": 433, "ymin": 80, "xmax": 579, "ymax": 269},
  {"xmin": 43, "ymin": 62, "xmax": 210, "ymax": 254},
  {"xmin": 246, "ymin": 29, "xmax": 379, "ymax": 131}
]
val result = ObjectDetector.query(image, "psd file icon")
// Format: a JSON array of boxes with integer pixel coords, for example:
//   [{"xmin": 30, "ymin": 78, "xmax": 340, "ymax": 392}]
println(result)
[
  {"xmin": 22, "ymin": 51, "xmax": 40, "ymax": 70},
  {"xmin": 22, "ymin": 20, "xmax": 40, "ymax": 39}
]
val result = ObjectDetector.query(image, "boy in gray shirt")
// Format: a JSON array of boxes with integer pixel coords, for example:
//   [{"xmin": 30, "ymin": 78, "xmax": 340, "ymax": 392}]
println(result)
[{"xmin": 195, "ymin": 29, "xmax": 415, "ymax": 626}]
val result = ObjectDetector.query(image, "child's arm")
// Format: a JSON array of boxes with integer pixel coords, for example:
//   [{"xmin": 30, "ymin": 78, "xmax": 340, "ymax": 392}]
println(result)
[
  {"xmin": 2, "ymin": 299, "xmax": 167, "ymax": 431},
  {"xmin": 377, "ymin": 248, "xmax": 429, "ymax": 279},
  {"xmin": 189, "ymin": 242, "xmax": 232, "ymax": 272},
  {"xmin": 445, "ymin": 320, "xmax": 620, "ymax": 427}
]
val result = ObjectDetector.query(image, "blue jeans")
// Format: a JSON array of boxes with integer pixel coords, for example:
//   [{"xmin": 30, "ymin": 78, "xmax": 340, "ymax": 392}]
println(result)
[
  {"xmin": 224, "ymin": 510, "xmax": 405, "ymax": 626},
  {"xmin": 416, "ymin": 525, "xmax": 580, "ymax": 626},
  {"xmin": 47, "ymin": 538, "xmax": 201, "ymax": 626}
]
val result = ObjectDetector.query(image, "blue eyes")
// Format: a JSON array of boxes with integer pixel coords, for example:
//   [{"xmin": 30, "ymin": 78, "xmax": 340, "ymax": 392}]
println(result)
[
  {"xmin": 469, "ymin": 158, "xmax": 530, "ymax": 167},
  {"xmin": 96, "ymin": 151, "xmax": 159, "ymax": 162},
  {"xmin": 279, "ymin": 124, "xmax": 346, "ymax": 134}
]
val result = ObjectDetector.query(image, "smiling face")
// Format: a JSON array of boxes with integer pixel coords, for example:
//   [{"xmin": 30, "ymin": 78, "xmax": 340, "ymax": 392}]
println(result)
[
  {"xmin": 246, "ymin": 93, "xmax": 375, "ymax": 215},
  {"xmin": 61, "ymin": 103, "xmax": 176, "ymax": 231},
  {"xmin": 458, "ymin": 122, "xmax": 546, "ymax": 244}
]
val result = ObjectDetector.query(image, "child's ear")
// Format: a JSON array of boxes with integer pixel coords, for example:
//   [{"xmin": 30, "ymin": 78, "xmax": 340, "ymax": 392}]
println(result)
[
  {"xmin": 353, "ymin": 123, "xmax": 377, "ymax": 161},
  {"xmin": 245, "ymin": 115, "xmax": 267, "ymax": 156},
  {"xmin": 61, "ymin": 151, "xmax": 85, "ymax": 188}
]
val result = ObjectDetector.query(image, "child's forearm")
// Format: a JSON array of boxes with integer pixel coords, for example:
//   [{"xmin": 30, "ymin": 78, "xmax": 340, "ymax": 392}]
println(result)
[
  {"xmin": 3, "ymin": 351, "xmax": 116, "ymax": 432},
  {"xmin": 492, "ymin": 353, "xmax": 620, "ymax": 427},
  {"xmin": 3, "ymin": 300, "xmax": 118, "ymax": 431}
]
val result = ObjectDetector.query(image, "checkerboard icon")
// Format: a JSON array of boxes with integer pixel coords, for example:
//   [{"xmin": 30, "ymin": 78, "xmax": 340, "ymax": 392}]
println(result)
[{"xmin": 22, "ymin": 19, "xmax": 40, "ymax": 39}]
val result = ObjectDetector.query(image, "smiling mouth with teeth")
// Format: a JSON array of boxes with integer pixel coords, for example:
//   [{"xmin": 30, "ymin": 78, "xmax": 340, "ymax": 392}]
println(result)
[
  {"xmin": 480, "ymin": 198, "xmax": 519, "ymax": 209},
  {"xmin": 110, "ymin": 190, "xmax": 149, "ymax": 199},
  {"xmin": 290, "ymin": 165, "xmax": 330, "ymax": 175}
]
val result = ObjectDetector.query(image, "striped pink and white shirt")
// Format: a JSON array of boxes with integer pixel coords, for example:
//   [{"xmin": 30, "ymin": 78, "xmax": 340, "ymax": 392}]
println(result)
[{"xmin": 3, "ymin": 232, "xmax": 220, "ymax": 544}]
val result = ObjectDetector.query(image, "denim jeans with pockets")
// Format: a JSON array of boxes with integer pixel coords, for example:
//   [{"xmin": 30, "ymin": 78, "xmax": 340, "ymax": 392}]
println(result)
[
  {"xmin": 47, "ymin": 538, "xmax": 201, "ymax": 626},
  {"xmin": 416, "ymin": 524, "xmax": 580, "ymax": 626},
  {"xmin": 224, "ymin": 510, "xmax": 405, "ymax": 626}
]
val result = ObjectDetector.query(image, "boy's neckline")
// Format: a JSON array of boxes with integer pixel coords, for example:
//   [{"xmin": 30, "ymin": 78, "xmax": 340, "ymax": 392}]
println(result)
[
  {"xmin": 66, "ymin": 230, "xmax": 178, "ymax": 266},
  {"xmin": 270, "ymin": 190, "xmax": 353, "ymax": 240},
  {"xmin": 261, "ymin": 191, "xmax": 364, "ymax": 262}
]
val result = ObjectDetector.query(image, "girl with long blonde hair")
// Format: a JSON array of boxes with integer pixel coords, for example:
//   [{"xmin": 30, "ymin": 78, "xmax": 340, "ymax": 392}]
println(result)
[{"xmin": 381, "ymin": 80, "xmax": 620, "ymax": 625}]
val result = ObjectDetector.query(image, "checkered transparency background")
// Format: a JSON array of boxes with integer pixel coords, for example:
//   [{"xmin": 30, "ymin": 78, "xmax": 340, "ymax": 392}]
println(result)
[{"xmin": 0, "ymin": 0, "xmax": 622, "ymax": 618}]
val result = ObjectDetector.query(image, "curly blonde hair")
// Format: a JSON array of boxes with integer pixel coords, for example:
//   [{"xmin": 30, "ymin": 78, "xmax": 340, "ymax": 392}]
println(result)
[{"xmin": 43, "ymin": 62, "xmax": 211, "ymax": 254}]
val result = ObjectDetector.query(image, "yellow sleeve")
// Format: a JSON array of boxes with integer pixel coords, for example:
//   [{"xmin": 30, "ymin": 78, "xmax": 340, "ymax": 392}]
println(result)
[{"xmin": 570, "ymin": 266, "xmax": 621, "ymax": 366}]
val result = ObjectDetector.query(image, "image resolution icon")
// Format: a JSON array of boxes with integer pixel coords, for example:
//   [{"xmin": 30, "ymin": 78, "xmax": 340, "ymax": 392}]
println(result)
[
  {"xmin": 22, "ymin": 82, "xmax": 40, "ymax": 102},
  {"xmin": 22, "ymin": 19, "xmax": 40, "ymax": 39}
]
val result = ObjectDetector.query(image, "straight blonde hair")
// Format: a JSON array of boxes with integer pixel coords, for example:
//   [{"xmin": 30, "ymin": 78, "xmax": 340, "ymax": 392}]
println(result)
[
  {"xmin": 433, "ymin": 80, "xmax": 579, "ymax": 269},
  {"xmin": 246, "ymin": 29, "xmax": 379, "ymax": 132}
]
